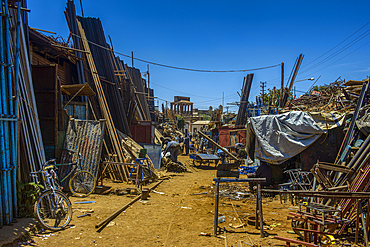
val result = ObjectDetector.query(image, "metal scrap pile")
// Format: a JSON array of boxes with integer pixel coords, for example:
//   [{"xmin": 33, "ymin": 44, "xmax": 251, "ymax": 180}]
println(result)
[
  {"xmin": 161, "ymin": 157, "xmax": 188, "ymax": 173},
  {"xmin": 289, "ymin": 78, "xmax": 370, "ymax": 113},
  {"xmin": 270, "ymin": 79, "xmax": 370, "ymax": 246}
]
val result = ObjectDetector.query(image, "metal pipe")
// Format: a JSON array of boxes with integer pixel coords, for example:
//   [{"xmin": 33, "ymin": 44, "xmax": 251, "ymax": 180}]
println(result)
[
  {"xmin": 257, "ymin": 183, "xmax": 264, "ymax": 238},
  {"xmin": 4, "ymin": 0, "xmax": 14, "ymax": 222},
  {"xmin": 214, "ymin": 180, "xmax": 219, "ymax": 236},
  {"xmin": 336, "ymin": 142, "xmax": 370, "ymax": 187},
  {"xmin": 0, "ymin": 0, "xmax": 11, "ymax": 225},
  {"xmin": 11, "ymin": 0, "xmax": 21, "ymax": 218},
  {"xmin": 0, "ymin": 2, "xmax": 4, "ymax": 225}
]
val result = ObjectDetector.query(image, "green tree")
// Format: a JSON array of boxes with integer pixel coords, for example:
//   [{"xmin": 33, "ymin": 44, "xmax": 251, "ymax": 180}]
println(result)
[{"xmin": 176, "ymin": 115, "xmax": 185, "ymax": 129}]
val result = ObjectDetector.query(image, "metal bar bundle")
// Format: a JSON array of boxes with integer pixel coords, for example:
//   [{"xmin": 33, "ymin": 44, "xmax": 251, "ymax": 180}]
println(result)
[
  {"xmin": 64, "ymin": 0, "xmax": 85, "ymax": 86},
  {"xmin": 235, "ymin": 74, "xmax": 253, "ymax": 126},
  {"xmin": 0, "ymin": 0, "xmax": 46, "ymax": 226}
]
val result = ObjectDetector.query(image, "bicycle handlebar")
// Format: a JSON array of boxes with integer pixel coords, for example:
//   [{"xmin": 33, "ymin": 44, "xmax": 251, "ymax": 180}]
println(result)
[{"xmin": 54, "ymin": 161, "xmax": 78, "ymax": 167}]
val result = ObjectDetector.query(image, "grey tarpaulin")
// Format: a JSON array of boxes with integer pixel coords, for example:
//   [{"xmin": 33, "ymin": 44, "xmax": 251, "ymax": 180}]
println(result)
[{"xmin": 246, "ymin": 111, "xmax": 325, "ymax": 165}]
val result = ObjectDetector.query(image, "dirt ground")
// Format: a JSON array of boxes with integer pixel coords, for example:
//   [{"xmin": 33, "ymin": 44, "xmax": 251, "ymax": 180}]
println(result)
[{"xmin": 18, "ymin": 155, "xmax": 354, "ymax": 247}]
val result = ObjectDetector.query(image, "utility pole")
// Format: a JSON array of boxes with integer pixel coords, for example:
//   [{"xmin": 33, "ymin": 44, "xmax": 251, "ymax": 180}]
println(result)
[
  {"xmin": 222, "ymin": 92, "xmax": 224, "ymax": 109},
  {"xmin": 147, "ymin": 64, "xmax": 150, "ymax": 88},
  {"xmin": 131, "ymin": 51, "xmax": 134, "ymax": 67},
  {"xmin": 260, "ymin": 81, "xmax": 266, "ymax": 104}
]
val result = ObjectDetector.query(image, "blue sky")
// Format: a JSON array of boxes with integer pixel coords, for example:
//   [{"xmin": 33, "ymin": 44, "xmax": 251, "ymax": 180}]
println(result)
[{"xmin": 28, "ymin": 1, "xmax": 370, "ymax": 112}]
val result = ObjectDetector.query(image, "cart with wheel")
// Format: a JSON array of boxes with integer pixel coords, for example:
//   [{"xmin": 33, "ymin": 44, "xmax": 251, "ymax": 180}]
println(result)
[{"xmin": 190, "ymin": 153, "xmax": 220, "ymax": 166}]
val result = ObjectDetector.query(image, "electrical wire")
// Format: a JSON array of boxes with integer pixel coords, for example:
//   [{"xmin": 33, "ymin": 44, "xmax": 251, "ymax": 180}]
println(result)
[
  {"xmin": 299, "ymin": 28, "xmax": 370, "ymax": 74},
  {"xmin": 70, "ymin": 33, "xmax": 280, "ymax": 73},
  {"xmin": 151, "ymin": 82, "xmax": 218, "ymax": 99},
  {"xmin": 264, "ymin": 20, "xmax": 370, "ymax": 83},
  {"xmin": 193, "ymin": 95, "xmax": 235, "ymax": 105},
  {"xmin": 301, "ymin": 20, "xmax": 370, "ymax": 69},
  {"xmin": 303, "ymin": 39, "xmax": 370, "ymax": 76}
]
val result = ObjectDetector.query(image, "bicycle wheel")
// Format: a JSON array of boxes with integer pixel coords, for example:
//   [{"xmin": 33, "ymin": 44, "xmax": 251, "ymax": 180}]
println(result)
[
  {"xmin": 34, "ymin": 190, "xmax": 72, "ymax": 231},
  {"xmin": 69, "ymin": 171, "xmax": 96, "ymax": 197}
]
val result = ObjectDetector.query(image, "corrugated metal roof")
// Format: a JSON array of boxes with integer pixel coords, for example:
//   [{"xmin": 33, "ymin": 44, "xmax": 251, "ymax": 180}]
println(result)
[{"xmin": 191, "ymin": 120, "xmax": 210, "ymax": 125}]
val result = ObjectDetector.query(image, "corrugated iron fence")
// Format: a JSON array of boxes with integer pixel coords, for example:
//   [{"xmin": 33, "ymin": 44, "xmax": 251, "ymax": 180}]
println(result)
[{"xmin": 58, "ymin": 119, "xmax": 105, "ymax": 186}]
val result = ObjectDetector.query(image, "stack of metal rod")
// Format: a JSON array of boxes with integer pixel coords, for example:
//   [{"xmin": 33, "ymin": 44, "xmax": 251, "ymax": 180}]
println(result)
[
  {"xmin": 0, "ymin": 0, "xmax": 47, "ymax": 227},
  {"xmin": 0, "ymin": 0, "xmax": 19, "ymax": 227}
]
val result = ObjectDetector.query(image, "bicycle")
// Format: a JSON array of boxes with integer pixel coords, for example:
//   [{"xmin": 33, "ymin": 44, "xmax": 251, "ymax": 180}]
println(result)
[
  {"xmin": 31, "ymin": 159, "xmax": 73, "ymax": 231},
  {"xmin": 58, "ymin": 151, "xmax": 96, "ymax": 198}
]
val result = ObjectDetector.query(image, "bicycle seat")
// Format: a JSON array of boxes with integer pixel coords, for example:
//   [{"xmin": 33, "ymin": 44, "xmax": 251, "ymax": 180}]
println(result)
[{"xmin": 43, "ymin": 165, "xmax": 55, "ymax": 170}]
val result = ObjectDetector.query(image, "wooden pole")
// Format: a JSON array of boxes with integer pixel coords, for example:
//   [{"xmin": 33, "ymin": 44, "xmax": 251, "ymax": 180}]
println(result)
[
  {"xmin": 279, "ymin": 62, "xmax": 284, "ymax": 108},
  {"xmin": 95, "ymin": 180, "xmax": 163, "ymax": 231},
  {"xmin": 198, "ymin": 131, "xmax": 239, "ymax": 161}
]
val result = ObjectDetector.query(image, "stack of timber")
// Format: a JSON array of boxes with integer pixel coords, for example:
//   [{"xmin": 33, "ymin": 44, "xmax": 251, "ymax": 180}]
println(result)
[
  {"xmin": 289, "ymin": 78, "xmax": 370, "ymax": 113},
  {"xmin": 76, "ymin": 15, "xmax": 151, "ymax": 126},
  {"xmin": 116, "ymin": 130, "xmax": 159, "ymax": 180},
  {"xmin": 76, "ymin": 16, "xmax": 131, "ymax": 135},
  {"xmin": 75, "ymin": 18, "xmax": 130, "ymax": 181},
  {"xmin": 64, "ymin": 2, "xmax": 159, "ymax": 182}
]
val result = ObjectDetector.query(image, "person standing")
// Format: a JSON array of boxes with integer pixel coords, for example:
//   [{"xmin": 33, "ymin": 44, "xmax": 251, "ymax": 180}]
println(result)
[{"xmin": 184, "ymin": 134, "xmax": 190, "ymax": 155}]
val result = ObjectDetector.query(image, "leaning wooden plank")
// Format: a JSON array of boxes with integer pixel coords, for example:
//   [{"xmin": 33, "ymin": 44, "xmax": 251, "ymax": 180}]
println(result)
[
  {"xmin": 77, "ymin": 20, "xmax": 128, "ymax": 181},
  {"xmin": 199, "ymin": 131, "xmax": 239, "ymax": 161}
]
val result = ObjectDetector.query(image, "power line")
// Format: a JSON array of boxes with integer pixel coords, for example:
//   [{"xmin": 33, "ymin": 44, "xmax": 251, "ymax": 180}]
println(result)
[
  {"xmin": 304, "ymin": 39, "xmax": 370, "ymax": 76},
  {"xmin": 301, "ymin": 20, "xmax": 370, "ymax": 69},
  {"xmin": 299, "ymin": 28, "xmax": 370, "ymax": 74},
  {"xmin": 264, "ymin": 20, "xmax": 370, "ymax": 83},
  {"xmin": 193, "ymin": 94, "xmax": 235, "ymax": 104},
  {"xmin": 151, "ymin": 82, "xmax": 218, "ymax": 99},
  {"xmin": 71, "ymin": 33, "xmax": 280, "ymax": 73}
]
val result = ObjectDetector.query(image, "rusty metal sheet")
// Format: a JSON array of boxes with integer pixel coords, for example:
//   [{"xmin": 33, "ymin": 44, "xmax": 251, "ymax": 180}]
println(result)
[{"xmin": 59, "ymin": 118, "xmax": 106, "ymax": 181}]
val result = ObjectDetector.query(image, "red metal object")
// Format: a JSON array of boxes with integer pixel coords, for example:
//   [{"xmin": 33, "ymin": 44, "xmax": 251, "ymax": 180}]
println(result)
[
  {"xmin": 218, "ymin": 126, "xmax": 246, "ymax": 147},
  {"xmin": 130, "ymin": 121, "xmax": 154, "ymax": 144}
]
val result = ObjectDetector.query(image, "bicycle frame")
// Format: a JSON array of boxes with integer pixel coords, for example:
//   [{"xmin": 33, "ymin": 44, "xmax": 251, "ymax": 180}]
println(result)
[
  {"xmin": 31, "ymin": 166, "xmax": 65, "ymax": 220},
  {"xmin": 58, "ymin": 163, "xmax": 78, "ymax": 185}
]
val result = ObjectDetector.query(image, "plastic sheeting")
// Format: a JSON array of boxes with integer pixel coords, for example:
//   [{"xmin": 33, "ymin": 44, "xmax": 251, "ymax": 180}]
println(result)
[
  {"xmin": 309, "ymin": 112, "xmax": 345, "ymax": 130},
  {"xmin": 246, "ymin": 111, "xmax": 325, "ymax": 165}
]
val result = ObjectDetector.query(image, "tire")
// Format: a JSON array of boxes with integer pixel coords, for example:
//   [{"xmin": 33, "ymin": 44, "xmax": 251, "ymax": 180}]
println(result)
[
  {"xmin": 34, "ymin": 190, "xmax": 72, "ymax": 231},
  {"xmin": 69, "ymin": 171, "xmax": 96, "ymax": 197},
  {"xmin": 291, "ymin": 219, "xmax": 305, "ymax": 238}
]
